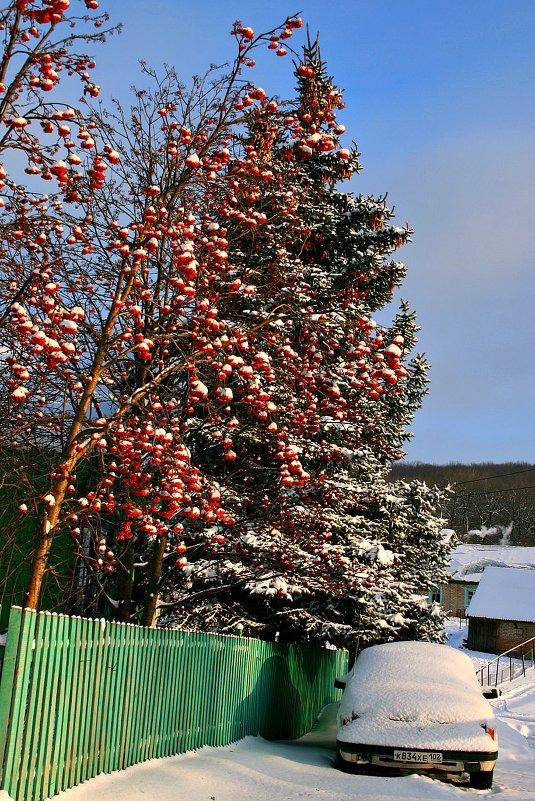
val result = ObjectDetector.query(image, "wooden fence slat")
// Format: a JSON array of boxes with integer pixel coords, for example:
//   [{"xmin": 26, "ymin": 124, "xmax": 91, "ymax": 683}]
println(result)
[
  {"xmin": 70, "ymin": 615, "xmax": 88, "ymax": 787},
  {"xmin": 226, "ymin": 638, "xmax": 241, "ymax": 742},
  {"xmin": 83, "ymin": 617, "xmax": 100, "ymax": 782},
  {"xmin": 232, "ymin": 638, "xmax": 245, "ymax": 737},
  {"xmin": 151, "ymin": 630, "xmax": 166, "ymax": 758},
  {"xmin": 149, "ymin": 628, "xmax": 169, "ymax": 758},
  {"xmin": 209, "ymin": 639, "xmax": 223, "ymax": 746},
  {"xmin": 234, "ymin": 639, "xmax": 248, "ymax": 737},
  {"xmin": 161, "ymin": 630, "xmax": 176, "ymax": 756},
  {"xmin": 53, "ymin": 614, "xmax": 77, "ymax": 794},
  {"xmin": 126, "ymin": 624, "xmax": 146, "ymax": 766},
  {"xmin": 108, "ymin": 622, "xmax": 128, "ymax": 773},
  {"xmin": 134, "ymin": 625, "xmax": 151, "ymax": 764},
  {"xmin": 101, "ymin": 620, "xmax": 119, "ymax": 775},
  {"xmin": 34, "ymin": 614, "xmax": 59, "ymax": 801},
  {"xmin": 180, "ymin": 635, "xmax": 194, "ymax": 753},
  {"xmin": 64, "ymin": 616, "xmax": 86, "ymax": 790},
  {"xmin": 134, "ymin": 627, "xmax": 151, "ymax": 763},
  {"xmin": 195, "ymin": 634, "xmax": 208, "ymax": 749},
  {"xmin": 59, "ymin": 615, "xmax": 77, "ymax": 792},
  {"xmin": 14, "ymin": 611, "xmax": 48, "ymax": 801},
  {"xmin": 1, "ymin": 608, "xmax": 38, "ymax": 800},
  {"xmin": 0, "ymin": 606, "xmax": 23, "ymax": 787},
  {"xmin": 25, "ymin": 612, "xmax": 59, "ymax": 801},
  {"xmin": 141, "ymin": 627, "xmax": 160, "ymax": 761},
  {"xmin": 169, "ymin": 632, "xmax": 187, "ymax": 756},
  {"xmin": 39, "ymin": 614, "xmax": 65, "ymax": 801},
  {"xmin": 78, "ymin": 615, "xmax": 96, "ymax": 785},
  {"xmin": 124, "ymin": 626, "xmax": 141, "ymax": 766},
  {"xmin": 117, "ymin": 623, "xmax": 135, "ymax": 769},
  {"xmin": 196, "ymin": 636, "xmax": 209, "ymax": 750}
]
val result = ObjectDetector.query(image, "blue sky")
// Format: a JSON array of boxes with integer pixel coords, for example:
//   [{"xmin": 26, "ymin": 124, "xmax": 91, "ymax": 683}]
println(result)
[{"xmin": 96, "ymin": 1, "xmax": 535, "ymax": 464}]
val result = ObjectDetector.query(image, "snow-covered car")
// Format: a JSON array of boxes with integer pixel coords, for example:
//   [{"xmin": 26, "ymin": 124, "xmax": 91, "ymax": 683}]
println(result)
[{"xmin": 336, "ymin": 641, "xmax": 498, "ymax": 789}]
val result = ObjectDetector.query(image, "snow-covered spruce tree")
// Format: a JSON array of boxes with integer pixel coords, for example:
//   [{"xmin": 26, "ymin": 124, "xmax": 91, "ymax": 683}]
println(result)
[{"xmin": 155, "ymin": 37, "xmax": 450, "ymax": 646}]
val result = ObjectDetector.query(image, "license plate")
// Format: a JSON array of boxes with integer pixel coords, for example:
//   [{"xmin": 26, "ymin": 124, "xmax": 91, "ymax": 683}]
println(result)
[{"xmin": 393, "ymin": 750, "xmax": 443, "ymax": 764}]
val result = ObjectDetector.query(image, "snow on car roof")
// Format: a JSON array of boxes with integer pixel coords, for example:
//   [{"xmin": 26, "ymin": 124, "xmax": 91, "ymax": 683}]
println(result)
[
  {"xmin": 340, "ymin": 641, "xmax": 492, "ymax": 725},
  {"xmin": 466, "ymin": 566, "xmax": 535, "ymax": 622}
]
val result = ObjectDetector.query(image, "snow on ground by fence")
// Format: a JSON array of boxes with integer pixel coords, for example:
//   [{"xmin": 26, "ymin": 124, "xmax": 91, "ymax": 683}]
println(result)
[{"xmin": 47, "ymin": 676, "xmax": 535, "ymax": 801}]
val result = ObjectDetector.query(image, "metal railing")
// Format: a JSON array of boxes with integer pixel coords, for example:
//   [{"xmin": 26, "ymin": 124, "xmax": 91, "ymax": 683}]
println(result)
[{"xmin": 476, "ymin": 636, "xmax": 535, "ymax": 687}]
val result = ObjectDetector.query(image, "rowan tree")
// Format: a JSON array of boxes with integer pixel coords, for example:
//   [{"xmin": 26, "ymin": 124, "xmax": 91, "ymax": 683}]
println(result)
[
  {"xmin": 1, "ymin": 8, "xmax": 448, "ymax": 642},
  {"xmin": 0, "ymin": 6, "xmax": 311, "ymax": 621},
  {"xmin": 0, "ymin": 0, "xmax": 121, "ymax": 608}
]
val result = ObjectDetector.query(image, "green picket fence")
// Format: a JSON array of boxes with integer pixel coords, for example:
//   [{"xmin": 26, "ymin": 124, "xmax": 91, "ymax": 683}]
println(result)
[{"xmin": 0, "ymin": 606, "xmax": 347, "ymax": 801}]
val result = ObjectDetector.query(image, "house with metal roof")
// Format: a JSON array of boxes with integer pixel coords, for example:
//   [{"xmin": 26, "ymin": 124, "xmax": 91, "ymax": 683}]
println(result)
[
  {"xmin": 437, "ymin": 544, "xmax": 535, "ymax": 617},
  {"xmin": 465, "ymin": 566, "xmax": 535, "ymax": 654}
]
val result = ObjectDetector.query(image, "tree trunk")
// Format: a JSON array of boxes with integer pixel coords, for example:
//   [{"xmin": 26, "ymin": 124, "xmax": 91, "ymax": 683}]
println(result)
[
  {"xmin": 22, "ymin": 474, "xmax": 71, "ymax": 609},
  {"xmin": 23, "ymin": 526, "xmax": 53, "ymax": 610},
  {"xmin": 140, "ymin": 532, "xmax": 167, "ymax": 627},
  {"xmin": 21, "ymin": 266, "xmax": 136, "ymax": 610}
]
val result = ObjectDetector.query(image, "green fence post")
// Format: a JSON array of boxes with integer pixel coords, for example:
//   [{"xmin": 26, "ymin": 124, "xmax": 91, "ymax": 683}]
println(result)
[
  {"xmin": 0, "ymin": 606, "xmax": 24, "ymax": 789},
  {"xmin": 0, "ymin": 607, "xmax": 38, "ymax": 801}
]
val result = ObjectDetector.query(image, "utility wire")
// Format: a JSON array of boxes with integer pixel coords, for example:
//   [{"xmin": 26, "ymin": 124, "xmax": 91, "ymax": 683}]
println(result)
[
  {"xmin": 455, "ymin": 483, "xmax": 535, "ymax": 497},
  {"xmin": 454, "ymin": 467, "xmax": 535, "ymax": 486}
]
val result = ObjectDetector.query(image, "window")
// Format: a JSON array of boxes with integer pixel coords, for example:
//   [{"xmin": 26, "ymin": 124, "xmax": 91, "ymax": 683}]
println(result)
[
  {"xmin": 429, "ymin": 587, "xmax": 442, "ymax": 605},
  {"xmin": 464, "ymin": 586, "xmax": 477, "ymax": 608}
]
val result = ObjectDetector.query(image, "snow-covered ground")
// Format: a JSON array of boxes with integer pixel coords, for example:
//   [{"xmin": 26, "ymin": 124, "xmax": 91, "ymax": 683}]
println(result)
[{"xmin": 48, "ymin": 620, "xmax": 535, "ymax": 801}]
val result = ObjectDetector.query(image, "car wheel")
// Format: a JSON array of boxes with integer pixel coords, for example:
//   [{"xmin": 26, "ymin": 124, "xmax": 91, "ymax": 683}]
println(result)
[{"xmin": 469, "ymin": 770, "xmax": 493, "ymax": 790}]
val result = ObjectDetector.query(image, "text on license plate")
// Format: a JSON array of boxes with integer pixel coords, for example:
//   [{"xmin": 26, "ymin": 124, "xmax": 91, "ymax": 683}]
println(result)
[{"xmin": 393, "ymin": 750, "xmax": 443, "ymax": 764}]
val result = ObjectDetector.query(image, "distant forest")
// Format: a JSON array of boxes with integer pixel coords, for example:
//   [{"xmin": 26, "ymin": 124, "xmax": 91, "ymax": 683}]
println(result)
[{"xmin": 388, "ymin": 463, "xmax": 535, "ymax": 546}]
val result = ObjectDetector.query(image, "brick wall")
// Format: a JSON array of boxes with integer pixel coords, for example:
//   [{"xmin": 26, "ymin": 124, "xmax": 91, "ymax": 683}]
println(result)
[
  {"xmin": 496, "ymin": 620, "xmax": 535, "ymax": 653},
  {"xmin": 441, "ymin": 581, "xmax": 478, "ymax": 616}
]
